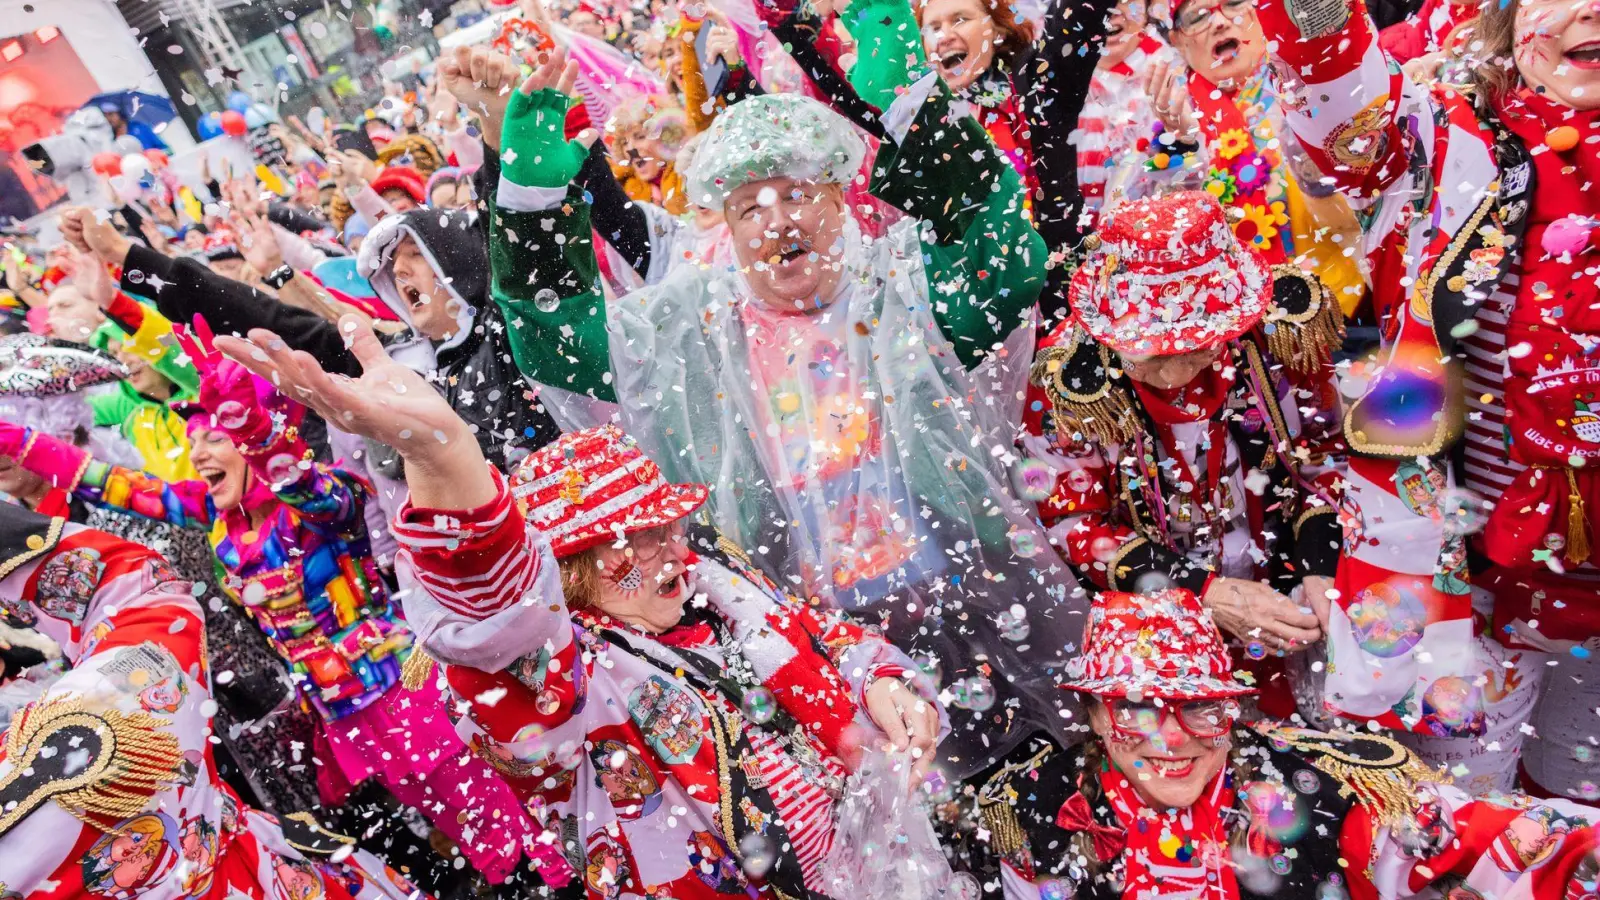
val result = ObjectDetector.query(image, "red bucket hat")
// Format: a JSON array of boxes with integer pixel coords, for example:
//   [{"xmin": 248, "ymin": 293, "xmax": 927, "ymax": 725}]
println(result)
[
  {"xmin": 1062, "ymin": 589, "xmax": 1257, "ymax": 701},
  {"xmin": 1069, "ymin": 191, "xmax": 1272, "ymax": 356},
  {"xmin": 509, "ymin": 425, "xmax": 709, "ymax": 558},
  {"xmin": 370, "ymin": 166, "xmax": 427, "ymax": 205}
]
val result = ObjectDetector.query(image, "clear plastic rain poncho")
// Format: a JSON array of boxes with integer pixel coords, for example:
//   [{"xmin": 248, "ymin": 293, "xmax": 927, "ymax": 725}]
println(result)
[{"xmin": 602, "ymin": 200, "xmax": 1089, "ymax": 775}]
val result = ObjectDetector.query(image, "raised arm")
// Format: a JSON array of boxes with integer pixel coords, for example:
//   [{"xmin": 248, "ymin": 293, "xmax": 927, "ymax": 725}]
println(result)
[
  {"xmin": 1256, "ymin": 0, "xmax": 1441, "ymax": 221},
  {"xmin": 872, "ymin": 77, "xmax": 1048, "ymax": 366},
  {"xmin": 486, "ymin": 50, "xmax": 614, "ymax": 401},
  {"xmin": 0, "ymin": 422, "xmax": 212, "ymax": 530}
]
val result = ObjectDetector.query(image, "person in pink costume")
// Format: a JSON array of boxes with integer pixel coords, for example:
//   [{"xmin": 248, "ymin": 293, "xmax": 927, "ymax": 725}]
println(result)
[{"xmin": 0, "ymin": 319, "xmax": 560, "ymax": 887}]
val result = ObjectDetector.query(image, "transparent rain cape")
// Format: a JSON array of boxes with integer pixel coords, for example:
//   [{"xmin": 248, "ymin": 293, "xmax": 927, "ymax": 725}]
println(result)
[{"xmin": 602, "ymin": 216, "xmax": 1090, "ymax": 775}]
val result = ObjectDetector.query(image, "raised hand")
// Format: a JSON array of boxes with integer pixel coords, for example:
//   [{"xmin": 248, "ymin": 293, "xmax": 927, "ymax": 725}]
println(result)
[
  {"xmin": 439, "ymin": 45, "xmax": 527, "ymax": 150},
  {"xmin": 172, "ymin": 316, "xmax": 280, "ymax": 445},
  {"xmin": 500, "ymin": 48, "xmax": 599, "ymax": 189},
  {"xmin": 235, "ymin": 213, "xmax": 285, "ymax": 276},
  {"xmin": 65, "ymin": 246, "xmax": 115, "ymax": 309},
  {"xmin": 214, "ymin": 316, "xmax": 495, "ymax": 510},
  {"xmin": 1143, "ymin": 58, "xmax": 1199, "ymax": 142}
]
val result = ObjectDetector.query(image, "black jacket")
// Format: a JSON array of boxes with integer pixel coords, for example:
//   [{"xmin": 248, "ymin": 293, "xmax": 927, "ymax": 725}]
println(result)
[{"xmin": 117, "ymin": 242, "xmax": 558, "ymax": 470}]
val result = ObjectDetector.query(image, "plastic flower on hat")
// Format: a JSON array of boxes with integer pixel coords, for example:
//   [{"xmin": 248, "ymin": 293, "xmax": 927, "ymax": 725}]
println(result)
[
  {"xmin": 1214, "ymin": 128, "xmax": 1251, "ymax": 161},
  {"xmin": 1233, "ymin": 154, "xmax": 1272, "ymax": 195},
  {"xmin": 1204, "ymin": 169, "xmax": 1239, "ymax": 204},
  {"xmin": 1236, "ymin": 201, "xmax": 1288, "ymax": 249}
]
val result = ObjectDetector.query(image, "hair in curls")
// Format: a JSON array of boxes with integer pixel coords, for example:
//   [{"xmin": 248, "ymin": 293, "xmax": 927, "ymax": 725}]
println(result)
[
  {"xmin": 915, "ymin": 0, "xmax": 1039, "ymax": 74},
  {"xmin": 1457, "ymin": 2, "xmax": 1518, "ymax": 102}
]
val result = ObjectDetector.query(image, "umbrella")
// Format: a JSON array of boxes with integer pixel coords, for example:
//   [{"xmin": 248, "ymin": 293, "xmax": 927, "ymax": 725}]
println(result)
[{"xmin": 85, "ymin": 91, "xmax": 178, "ymax": 131}]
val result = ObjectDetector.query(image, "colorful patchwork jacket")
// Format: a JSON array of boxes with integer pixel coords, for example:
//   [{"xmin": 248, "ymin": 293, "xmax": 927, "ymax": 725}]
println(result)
[
  {"xmin": 0, "ymin": 504, "xmax": 423, "ymax": 900},
  {"xmin": 6, "ymin": 409, "xmax": 409, "ymax": 721}
]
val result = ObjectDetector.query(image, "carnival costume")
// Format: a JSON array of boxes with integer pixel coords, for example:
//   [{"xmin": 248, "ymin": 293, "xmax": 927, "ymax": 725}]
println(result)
[
  {"xmin": 0, "ymin": 502, "xmax": 424, "ymax": 900},
  {"xmin": 0, "ymin": 326, "xmax": 535, "ymax": 882},
  {"xmin": 394, "ymin": 425, "xmax": 947, "ymax": 899},
  {"xmin": 980, "ymin": 587, "xmax": 1600, "ymax": 900},
  {"xmin": 484, "ymin": 84, "xmax": 1085, "ymax": 773},
  {"xmin": 1256, "ymin": 0, "xmax": 1600, "ymax": 789},
  {"xmin": 1031, "ymin": 193, "xmax": 1344, "ymax": 719}
]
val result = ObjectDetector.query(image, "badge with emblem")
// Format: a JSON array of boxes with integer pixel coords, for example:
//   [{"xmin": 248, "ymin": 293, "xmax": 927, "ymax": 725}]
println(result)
[{"xmin": 34, "ymin": 546, "xmax": 104, "ymax": 623}]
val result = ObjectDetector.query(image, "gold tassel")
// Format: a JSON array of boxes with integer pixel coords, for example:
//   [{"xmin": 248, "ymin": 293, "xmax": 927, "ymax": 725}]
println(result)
[
  {"xmin": 1567, "ymin": 469, "xmax": 1591, "ymax": 567},
  {"xmin": 1050, "ymin": 387, "xmax": 1140, "ymax": 447},
  {"xmin": 1264, "ymin": 266, "xmax": 1346, "ymax": 376},
  {"xmin": 399, "ymin": 647, "xmax": 436, "ymax": 692}
]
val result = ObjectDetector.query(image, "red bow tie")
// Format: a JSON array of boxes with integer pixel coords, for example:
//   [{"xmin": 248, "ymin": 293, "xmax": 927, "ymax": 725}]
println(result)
[{"xmin": 1055, "ymin": 792, "xmax": 1127, "ymax": 862}]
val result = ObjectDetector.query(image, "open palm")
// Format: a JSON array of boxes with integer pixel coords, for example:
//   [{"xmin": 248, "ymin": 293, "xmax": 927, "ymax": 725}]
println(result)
[{"xmin": 214, "ymin": 316, "xmax": 479, "ymax": 469}]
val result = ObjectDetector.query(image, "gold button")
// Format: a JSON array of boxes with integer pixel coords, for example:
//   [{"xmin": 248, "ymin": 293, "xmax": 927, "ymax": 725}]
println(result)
[
  {"xmin": 25, "ymin": 535, "xmax": 44, "ymax": 550},
  {"xmin": 1447, "ymin": 275, "xmax": 1467, "ymax": 292}
]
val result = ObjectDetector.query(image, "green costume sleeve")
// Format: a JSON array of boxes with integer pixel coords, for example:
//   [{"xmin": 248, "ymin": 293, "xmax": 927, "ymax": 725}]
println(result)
[
  {"xmin": 87, "ymin": 389, "xmax": 137, "ymax": 429},
  {"xmin": 488, "ymin": 86, "xmax": 615, "ymax": 402},
  {"xmin": 124, "ymin": 304, "xmax": 200, "ymax": 400},
  {"xmin": 488, "ymin": 190, "xmax": 613, "ymax": 401},
  {"xmin": 870, "ymin": 80, "xmax": 1047, "ymax": 369},
  {"xmin": 840, "ymin": 0, "xmax": 926, "ymax": 110}
]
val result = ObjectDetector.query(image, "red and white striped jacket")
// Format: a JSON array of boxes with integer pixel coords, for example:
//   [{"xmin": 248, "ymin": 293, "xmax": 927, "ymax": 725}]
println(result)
[{"xmin": 392, "ymin": 466, "xmax": 945, "ymax": 900}]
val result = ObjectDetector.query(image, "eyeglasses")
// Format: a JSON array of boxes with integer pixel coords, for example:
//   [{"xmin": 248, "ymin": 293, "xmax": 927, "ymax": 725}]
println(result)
[
  {"xmin": 1174, "ymin": 0, "xmax": 1253, "ymax": 34},
  {"xmin": 1107, "ymin": 697, "xmax": 1240, "ymax": 743}
]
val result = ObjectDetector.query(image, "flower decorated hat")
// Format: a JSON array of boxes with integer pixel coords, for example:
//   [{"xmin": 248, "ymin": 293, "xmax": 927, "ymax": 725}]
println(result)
[
  {"xmin": 1062, "ymin": 588, "xmax": 1257, "ymax": 701},
  {"xmin": 511, "ymin": 425, "xmax": 709, "ymax": 558},
  {"xmin": 1069, "ymin": 191, "xmax": 1273, "ymax": 356}
]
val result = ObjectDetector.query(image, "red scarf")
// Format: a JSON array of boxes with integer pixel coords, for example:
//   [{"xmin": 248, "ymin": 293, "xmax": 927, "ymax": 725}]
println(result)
[
  {"xmin": 1481, "ymin": 88, "xmax": 1600, "ymax": 570},
  {"xmin": 1129, "ymin": 360, "xmax": 1236, "ymax": 426},
  {"xmin": 1102, "ymin": 763, "xmax": 1239, "ymax": 899}
]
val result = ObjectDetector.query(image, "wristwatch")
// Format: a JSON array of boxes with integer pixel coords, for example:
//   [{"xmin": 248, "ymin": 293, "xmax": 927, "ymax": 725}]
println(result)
[{"xmin": 263, "ymin": 264, "xmax": 296, "ymax": 290}]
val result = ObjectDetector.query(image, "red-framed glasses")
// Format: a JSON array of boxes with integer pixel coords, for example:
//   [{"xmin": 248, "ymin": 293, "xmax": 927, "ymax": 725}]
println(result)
[{"xmin": 1107, "ymin": 697, "xmax": 1241, "ymax": 743}]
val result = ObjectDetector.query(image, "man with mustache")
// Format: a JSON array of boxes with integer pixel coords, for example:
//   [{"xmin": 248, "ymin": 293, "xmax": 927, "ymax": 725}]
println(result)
[{"xmin": 480, "ymin": 50, "xmax": 1085, "ymax": 778}]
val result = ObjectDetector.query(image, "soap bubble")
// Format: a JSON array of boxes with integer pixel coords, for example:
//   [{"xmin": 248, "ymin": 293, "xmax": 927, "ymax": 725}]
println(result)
[
  {"xmin": 943, "ymin": 872, "xmax": 982, "ymax": 900},
  {"xmin": 1014, "ymin": 458, "xmax": 1057, "ymax": 502},
  {"xmin": 742, "ymin": 686, "xmax": 777, "ymax": 724},
  {"xmin": 1009, "ymin": 530, "xmax": 1042, "ymax": 559},
  {"xmin": 1437, "ymin": 487, "xmax": 1490, "ymax": 536},
  {"xmin": 950, "ymin": 676, "xmax": 996, "ymax": 712},
  {"xmin": 533, "ymin": 288, "xmax": 561, "ymax": 313},
  {"xmin": 739, "ymin": 832, "xmax": 776, "ymax": 878},
  {"xmin": 996, "ymin": 605, "xmax": 1030, "ymax": 642}
]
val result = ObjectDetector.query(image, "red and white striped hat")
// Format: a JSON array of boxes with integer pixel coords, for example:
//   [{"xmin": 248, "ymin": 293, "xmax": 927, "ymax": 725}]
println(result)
[{"xmin": 509, "ymin": 425, "xmax": 709, "ymax": 558}]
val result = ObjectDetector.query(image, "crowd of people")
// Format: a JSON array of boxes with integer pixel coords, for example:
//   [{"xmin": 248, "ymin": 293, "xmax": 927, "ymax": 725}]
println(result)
[{"xmin": 0, "ymin": 0, "xmax": 1598, "ymax": 896}]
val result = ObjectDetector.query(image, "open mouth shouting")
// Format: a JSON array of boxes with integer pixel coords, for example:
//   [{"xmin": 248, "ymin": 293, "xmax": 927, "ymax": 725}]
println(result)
[
  {"xmin": 938, "ymin": 49, "xmax": 971, "ymax": 76},
  {"xmin": 1569, "ymin": 40, "xmax": 1600, "ymax": 69},
  {"xmin": 1211, "ymin": 36, "xmax": 1242, "ymax": 61},
  {"xmin": 198, "ymin": 466, "xmax": 229, "ymax": 492},
  {"xmin": 656, "ymin": 570, "xmax": 688, "ymax": 600},
  {"xmin": 400, "ymin": 282, "xmax": 429, "ymax": 313}
]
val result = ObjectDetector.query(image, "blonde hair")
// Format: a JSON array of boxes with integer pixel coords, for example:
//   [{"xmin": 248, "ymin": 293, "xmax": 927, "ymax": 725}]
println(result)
[{"xmin": 558, "ymin": 546, "xmax": 604, "ymax": 611}]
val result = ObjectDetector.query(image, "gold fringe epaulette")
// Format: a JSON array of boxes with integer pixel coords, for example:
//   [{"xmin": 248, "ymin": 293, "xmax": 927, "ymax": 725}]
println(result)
[
  {"xmin": 1261, "ymin": 726, "xmax": 1447, "ymax": 829},
  {"xmin": 977, "ymin": 745, "xmax": 1055, "ymax": 859},
  {"xmin": 1262, "ymin": 265, "xmax": 1346, "ymax": 376},
  {"xmin": 1032, "ymin": 329, "xmax": 1140, "ymax": 447},
  {"xmin": 0, "ymin": 697, "xmax": 183, "ymax": 835},
  {"xmin": 399, "ymin": 647, "xmax": 436, "ymax": 692}
]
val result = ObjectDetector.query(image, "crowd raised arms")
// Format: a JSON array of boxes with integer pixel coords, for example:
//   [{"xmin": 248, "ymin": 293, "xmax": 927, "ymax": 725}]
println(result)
[{"xmin": 0, "ymin": 0, "xmax": 1597, "ymax": 897}]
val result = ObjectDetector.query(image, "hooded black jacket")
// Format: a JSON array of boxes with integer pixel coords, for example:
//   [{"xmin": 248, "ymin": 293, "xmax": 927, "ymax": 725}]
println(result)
[{"xmin": 118, "ymin": 222, "xmax": 559, "ymax": 470}]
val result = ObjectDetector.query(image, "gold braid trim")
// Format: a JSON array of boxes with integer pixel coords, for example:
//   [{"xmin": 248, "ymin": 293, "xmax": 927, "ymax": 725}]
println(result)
[
  {"xmin": 977, "ymin": 745, "xmax": 1053, "ymax": 860},
  {"xmin": 0, "ymin": 516, "xmax": 63, "ymax": 581},
  {"xmin": 1293, "ymin": 504, "xmax": 1337, "ymax": 541},
  {"xmin": 1267, "ymin": 728, "xmax": 1448, "ymax": 830},
  {"xmin": 1104, "ymin": 536, "xmax": 1149, "ymax": 591},
  {"xmin": 399, "ymin": 647, "xmax": 436, "ymax": 692},
  {"xmin": 1031, "ymin": 337, "xmax": 1140, "ymax": 447},
  {"xmin": 1263, "ymin": 265, "xmax": 1345, "ymax": 377},
  {"xmin": 2, "ymin": 697, "xmax": 183, "ymax": 834}
]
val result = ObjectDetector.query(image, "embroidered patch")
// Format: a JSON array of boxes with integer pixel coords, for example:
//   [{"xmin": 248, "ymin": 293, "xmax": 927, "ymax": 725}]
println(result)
[
  {"xmin": 1502, "ymin": 161, "xmax": 1531, "ymax": 199},
  {"xmin": 82, "ymin": 812, "xmax": 182, "ymax": 897},
  {"xmin": 740, "ymin": 797, "xmax": 772, "ymax": 834},
  {"xmin": 686, "ymin": 830, "xmax": 746, "ymax": 893},
  {"xmin": 34, "ymin": 546, "xmax": 104, "ymax": 623},
  {"xmin": 589, "ymin": 739, "xmax": 663, "ymax": 821},
  {"xmin": 1322, "ymin": 96, "xmax": 1390, "ymax": 176},
  {"xmin": 627, "ymin": 675, "xmax": 705, "ymax": 764},
  {"xmin": 269, "ymin": 854, "xmax": 328, "ymax": 900}
]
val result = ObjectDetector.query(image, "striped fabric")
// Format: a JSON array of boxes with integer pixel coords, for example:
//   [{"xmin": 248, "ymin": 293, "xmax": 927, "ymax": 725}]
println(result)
[
  {"xmin": 393, "ymin": 467, "xmax": 541, "ymax": 618},
  {"xmin": 1459, "ymin": 273, "xmax": 1526, "ymax": 498},
  {"xmin": 744, "ymin": 724, "xmax": 845, "ymax": 884},
  {"xmin": 1075, "ymin": 36, "xmax": 1169, "ymax": 215}
]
